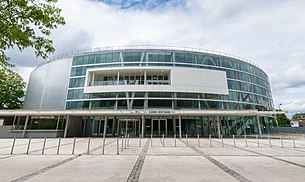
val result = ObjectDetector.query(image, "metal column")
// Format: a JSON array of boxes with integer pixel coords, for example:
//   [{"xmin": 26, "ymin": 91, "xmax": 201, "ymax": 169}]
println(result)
[
  {"xmin": 102, "ymin": 116, "xmax": 108, "ymax": 154},
  {"xmin": 216, "ymin": 115, "xmax": 221, "ymax": 138},
  {"xmin": 173, "ymin": 117, "xmax": 176, "ymax": 135},
  {"xmin": 112, "ymin": 117, "xmax": 116, "ymax": 136},
  {"xmin": 158, "ymin": 119, "xmax": 161, "ymax": 136},
  {"xmin": 125, "ymin": 120, "xmax": 128, "ymax": 135},
  {"xmin": 64, "ymin": 115, "xmax": 69, "ymax": 138},
  {"xmin": 141, "ymin": 115, "xmax": 145, "ymax": 137},
  {"xmin": 22, "ymin": 115, "xmax": 29, "ymax": 138},
  {"xmin": 165, "ymin": 120, "xmax": 168, "ymax": 136},
  {"xmin": 179, "ymin": 115, "xmax": 182, "ymax": 138},
  {"xmin": 82, "ymin": 117, "xmax": 87, "ymax": 136},
  {"xmin": 256, "ymin": 115, "xmax": 262, "ymax": 137},
  {"xmin": 151, "ymin": 119, "xmax": 153, "ymax": 136}
]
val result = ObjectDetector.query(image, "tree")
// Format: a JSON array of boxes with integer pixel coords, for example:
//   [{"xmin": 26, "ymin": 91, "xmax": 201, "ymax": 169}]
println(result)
[
  {"xmin": 276, "ymin": 109, "xmax": 290, "ymax": 127},
  {"xmin": 292, "ymin": 112, "xmax": 305, "ymax": 120},
  {"xmin": 0, "ymin": 67, "xmax": 26, "ymax": 109},
  {"xmin": 0, "ymin": 0, "xmax": 65, "ymax": 67}
]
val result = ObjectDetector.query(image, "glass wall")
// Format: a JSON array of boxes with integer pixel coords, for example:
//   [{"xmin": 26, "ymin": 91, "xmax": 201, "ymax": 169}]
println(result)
[{"xmin": 66, "ymin": 49, "xmax": 274, "ymax": 112}]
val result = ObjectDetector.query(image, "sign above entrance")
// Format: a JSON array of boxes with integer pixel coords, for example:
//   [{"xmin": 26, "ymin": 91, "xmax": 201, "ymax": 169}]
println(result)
[{"xmin": 143, "ymin": 110, "xmax": 174, "ymax": 114}]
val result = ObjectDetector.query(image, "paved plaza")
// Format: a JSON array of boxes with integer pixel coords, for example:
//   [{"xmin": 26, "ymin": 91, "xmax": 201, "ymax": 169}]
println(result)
[{"xmin": 0, "ymin": 136, "xmax": 305, "ymax": 182}]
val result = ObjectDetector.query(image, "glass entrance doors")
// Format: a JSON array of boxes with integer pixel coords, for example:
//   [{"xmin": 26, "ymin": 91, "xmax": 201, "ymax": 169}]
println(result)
[
  {"xmin": 117, "ymin": 119, "xmax": 140, "ymax": 137},
  {"xmin": 209, "ymin": 117, "xmax": 219, "ymax": 137},
  {"xmin": 152, "ymin": 119, "xmax": 168, "ymax": 136},
  {"xmin": 84, "ymin": 118, "xmax": 106, "ymax": 137}
]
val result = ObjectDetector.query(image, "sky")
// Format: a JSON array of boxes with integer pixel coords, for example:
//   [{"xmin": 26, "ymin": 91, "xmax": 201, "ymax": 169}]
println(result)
[{"xmin": 7, "ymin": 0, "xmax": 305, "ymax": 117}]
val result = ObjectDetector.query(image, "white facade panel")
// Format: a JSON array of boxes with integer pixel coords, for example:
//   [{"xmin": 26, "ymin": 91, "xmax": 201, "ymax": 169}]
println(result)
[
  {"xmin": 24, "ymin": 58, "xmax": 72, "ymax": 109},
  {"xmin": 84, "ymin": 67, "xmax": 228, "ymax": 95}
]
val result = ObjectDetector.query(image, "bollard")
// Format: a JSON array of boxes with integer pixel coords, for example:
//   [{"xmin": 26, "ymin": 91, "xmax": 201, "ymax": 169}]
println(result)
[
  {"xmin": 151, "ymin": 134, "xmax": 153, "ymax": 147},
  {"xmin": 57, "ymin": 137, "xmax": 61, "ymax": 155},
  {"xmin": 232, "ymin": 135, "xmax": 236, "ymax": 147},
  {"xmin": 26, "ymin": 137, "xmax": 31, "ymax": 154},
  {"xmin": 209, "ymin": 134, "xmax": 212, "ymax": 147},
  {"xmin": 10, "ymin": 137, "xmax": 16, "ymax": 154},
  {"xmin": 268, "ymin": 134, "xmax": 272, "ymax": 148},
  {"xmin": 280, "ymin": 135, "xmax": 284, "ymax": 148},
  {"xmin": 121, "ymin": 136, "xmax": 124, "ymax": 151},
  {"xmin": 221, "ymin": 135, "xmax": 224, "ymax": 147},
  {"xmin": 117, "ymin": 138, "xmax": 119, "ymax": 155},
  {"xmin": 127, "ymin": 134, "xmax": 130, "ymax": 147},
  {"xmin": 292, "ymin": 135, "xmax": 296, "ymax": 148},
  {"xmin": 256, "ymin": 135, "xmax": 260, "ymax": 147},
  {"xmin": 174, "ymin": 134, "xmax": 176, "ymax": 147},
  {"xmin": 244, "ymin": 134, "xmax": 248, "ymax": 147},
  {"xmin": 87, "ymin": 137, "xmax": 91, "ymax": 155},
  {"xmin": 102, "ymin": 134, "xmax": 106, "ymax": 155},
  {"xmin": 42, "ymin": 137, "xmax": 46, "ymax": 154},
  {"xmin": 186, "ymin": 134, "xmax": 188, "ymax": 147},
  {"xmin": 139, "ymin": 134, "xmax": 142, "ymax": 147},
  {"xmin": 197, "ymin": 134, "xmax": 200, "ymax": 147},
  {"xmin": 72, "ymin": 137, "xmax": 76, "ymax": 155}
]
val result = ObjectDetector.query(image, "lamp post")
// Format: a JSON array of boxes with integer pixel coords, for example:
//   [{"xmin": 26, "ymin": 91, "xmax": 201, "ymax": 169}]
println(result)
[{"xmin": 278, "ymin": 103, "xmax": 282, "ymax": 110}]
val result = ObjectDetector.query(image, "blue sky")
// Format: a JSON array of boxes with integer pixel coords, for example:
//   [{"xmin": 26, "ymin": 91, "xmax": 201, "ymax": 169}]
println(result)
[
  {"xmin": 99, "ymin": 0, "xmax": 186, "ymax": 10},
  {"xmin": 8, "ymin": 0, "xmax": 305, "ymax": 117}
]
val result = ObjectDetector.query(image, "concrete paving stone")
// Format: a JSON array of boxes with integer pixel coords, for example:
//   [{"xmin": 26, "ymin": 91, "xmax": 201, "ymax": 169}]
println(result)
[
  {"xmin": 1, "ymin": 138, "xmax": 305, "ymax": 182},
  {"xmin": 147, "ymin": 144, "xmax": 198, "ymax": 156},
  {"xmin": 213, "ymin": 155, "xmax": 305, "ymax": 182},
  {"xmin": 25, "ymin": 155, "xmax": 138, "ymax": 182},
  {"xmin": 198, "ymin": 146, "xmax": 258, "ymax": 156},
  {"xmin": 278, "ymin": 156, "xmax": 305, "ymax": 167},
  {"xmin": 139, "ymin": 156, "xmax": 238, "ymax": 182},
  {"xmin": 244, "ymin": 147, "xmax": 305, "ymax": 156},
  {"xmin": 0, "ymin": 155, "xmax": 71, "ymax": 182}
]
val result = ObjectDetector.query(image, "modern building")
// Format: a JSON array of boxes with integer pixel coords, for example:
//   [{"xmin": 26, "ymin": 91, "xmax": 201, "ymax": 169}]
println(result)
[{"xmin": 0, "ymin": 46, "xmax": 279, "ymax": 138}]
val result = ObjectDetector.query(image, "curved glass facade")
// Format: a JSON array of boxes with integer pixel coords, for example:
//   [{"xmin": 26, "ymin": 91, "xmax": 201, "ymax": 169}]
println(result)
[
  {"xmin": 22, "ymin": 47, "xmax": 277, "ymax": 137},
  {"xmin": 65, "ymin": 50, "xmax": 274, "ymax": 112}
]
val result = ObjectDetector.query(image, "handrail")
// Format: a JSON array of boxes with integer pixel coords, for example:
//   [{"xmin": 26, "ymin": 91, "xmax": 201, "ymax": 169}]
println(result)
[{"xmin": 36, "ymin": 45, "xmax": 266, "ymax": 76}]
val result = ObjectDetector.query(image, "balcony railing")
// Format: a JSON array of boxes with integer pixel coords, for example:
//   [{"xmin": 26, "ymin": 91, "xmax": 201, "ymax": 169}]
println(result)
[{"xmin": 90, "ymin": 80, "xmax": 170, "ymax": 86}]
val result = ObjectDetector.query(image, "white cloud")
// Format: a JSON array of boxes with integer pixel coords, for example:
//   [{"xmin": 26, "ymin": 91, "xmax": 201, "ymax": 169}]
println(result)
[{"xmin": 7, "ymin": 0, "xmax": 305, "ymax": 116}]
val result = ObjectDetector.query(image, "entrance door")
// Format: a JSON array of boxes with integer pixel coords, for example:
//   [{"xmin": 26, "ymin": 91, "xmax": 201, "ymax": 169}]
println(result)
[
  {"xmin": 118, "ymin": 119, "xmax": 139, "ymax": 136},
  {"xmin": 209, "ymin": 117, "xmax": 219, "ymax": 137},
  {"xmin": 152, "ymin": 119, "xmax": 167, "ymax": 136},
  {"xmin": 87, "ymin": 118, "xmax": 105, "ymax": 136},
  {"xmin": 160, "ymin": 119, "xmax": 167, "ymax": 135}
]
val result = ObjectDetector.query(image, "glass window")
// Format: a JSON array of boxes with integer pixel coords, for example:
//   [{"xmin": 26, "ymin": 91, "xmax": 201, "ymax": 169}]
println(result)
[
  {"xmin": 123, "ymin": 52, "xmax": 142, "ymax": 62},
  {"xmin": 176, "ymin": 100, "xmax": 198, "ymax": 109},
  {"xmin": 148, "ymin": 99, "xmax": 172, "ymax": 108},
  {"xmin": 72, "ymin": 56, "xmax": 83, "ymax": 66},
  {"xmin": 148, "ymin": 53, "xmax": 172, "ymax": 62},
  {"xmin": 175, "ymin": 53, "xmax": 196, "ymax": 64},
  {"xmin": 66, "ymin": 101, "xmax": 89, "ymax": 109},
  {"xmin": 69, "ymin": 77, "xmax": 85, "ymax": 88},
  {"xmin": 148, "ymin": 92, "xmax": 172, "ymax": 98},
  {"xmin": 91, "ymin": 100, "xmax": 116, "ymax": 109},
  {"xmin": 132, "ymin": 99, "xmax": 144, "ymax": 109}
]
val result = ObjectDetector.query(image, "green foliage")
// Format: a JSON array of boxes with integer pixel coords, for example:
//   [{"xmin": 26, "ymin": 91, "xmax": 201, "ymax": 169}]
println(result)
[
  {"xmin": 276, "ymin": 109, "xmax": 290, "ymax": 127},
  {"xmin": 0, "ymin": 0, "xmax": 65, "ymax": 67},
  {"xmin": 0, "ymin": 67, "xmax": 26, "ymax": 109},
  {"xmin": 292, "ymin": 112, "xmax": 305, "ymax": 120}
]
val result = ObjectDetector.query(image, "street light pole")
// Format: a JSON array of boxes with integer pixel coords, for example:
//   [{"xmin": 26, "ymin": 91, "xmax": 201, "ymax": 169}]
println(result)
[{"xmin": 278, "ymin": 103, "xmax": 282, "ymax": 110}]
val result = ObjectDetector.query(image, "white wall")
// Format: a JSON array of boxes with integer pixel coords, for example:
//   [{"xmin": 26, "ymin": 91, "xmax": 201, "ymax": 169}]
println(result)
[{"xmin": 84, "ymin": 66, "xmax": 228, "ymax": 95}]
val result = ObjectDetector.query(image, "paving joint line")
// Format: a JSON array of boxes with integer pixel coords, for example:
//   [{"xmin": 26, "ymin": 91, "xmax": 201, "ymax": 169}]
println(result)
[
  {"xmin": 126, "ymin": 139, "xmax": 150, "ymax": 182},
  {"xmin": 212, "ymin": 139, "xmax": 305, "ymax": 169},
  {"xmin": 179, "ymin": 139, "xmax": 251, "ymax": 182}
]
